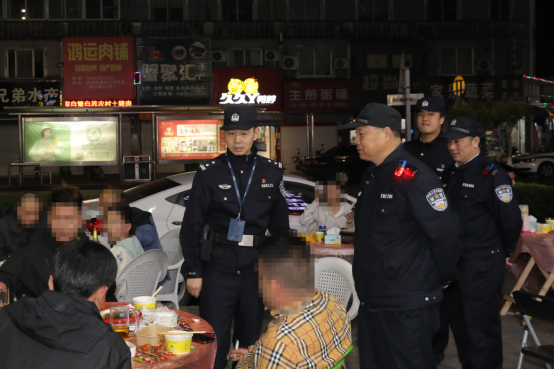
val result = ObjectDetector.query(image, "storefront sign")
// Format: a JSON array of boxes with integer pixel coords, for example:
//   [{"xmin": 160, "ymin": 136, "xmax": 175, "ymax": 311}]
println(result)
[
  {"xmin": 137, "ymin": 38, "xmax": 212, "ymax": 105},
  {"xmin": 63, "ymin": 37, "xmax": 135, "ymax": 101},
  {"xmin": 24, "ymin": 119, "xmax": 117, "ymax": 165},
  {"xmin": 158, "ymin": 119, "xmax": 225, "ymax": 162},
  {"xmin": 64, "ymin": 100, "xmax": 133, "ymax": 107},
  {"xmin": 0, "ymin": 82, "xmax": 60, "ymax": 108},
  {"xmin": 283, "ymin": 80, "xmax": 353, "ymax": 112},
  {"xmin": 213, "ymin": 68, "xmax": 282, "ymax": 111}
]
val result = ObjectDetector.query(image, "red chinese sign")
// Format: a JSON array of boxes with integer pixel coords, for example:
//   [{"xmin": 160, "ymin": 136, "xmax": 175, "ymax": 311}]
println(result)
[
  {"xmin": 64, "ymin": 100, "xmax": 133, "ymax": 107},
  {"xmin": 283, "ymin": 80, "xmax": 353, "ymax": 111},
  {"xmin": 63, "ymin": 37, "xmax": 135, "ymax": 101},
  {"xmin": 158, "ymin": 120, "xmax": 226, "ymax": 161}
]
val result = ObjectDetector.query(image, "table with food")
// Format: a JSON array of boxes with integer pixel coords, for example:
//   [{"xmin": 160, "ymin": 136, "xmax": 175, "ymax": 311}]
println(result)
[{"xmin": 303, "ymin": 227, "xmax": 355, "ymax": 264}]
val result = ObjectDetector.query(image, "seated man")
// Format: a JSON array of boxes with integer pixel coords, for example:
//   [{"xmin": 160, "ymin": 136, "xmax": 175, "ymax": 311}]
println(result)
[
  {"xmin": 231, "ymin": 234, "xmax": 352, "ymax": 369},
  {"xmin": 0, "ymin": 239, "xmax": 131, "ymax": 369},
  {"xmin": 0, "ymin": 192, "xmax": 42, "ymax": 260},
  {"xmin": 0, "ymin": 183, "xmax": 86, "ymax": 300}
]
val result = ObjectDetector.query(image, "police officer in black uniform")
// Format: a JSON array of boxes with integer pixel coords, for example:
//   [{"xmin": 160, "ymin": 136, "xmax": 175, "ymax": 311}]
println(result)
[
  {"xmin": 180, "ymin": 106, "xmax": 290, "ymax": 369},
  {"xmin": 338, "ymin": 103, "xmax": 461, "ymax": 369},
  {"xmin": 404, "ymin": 96, "xmax": 454, "ymax": 364},
  {"xmin": 442, "ymin": 117, "xmax": 522, "ymax": 369},
  {"xmin": 404, "ymin": 96, "xmax": 454, "ymax": 179}
]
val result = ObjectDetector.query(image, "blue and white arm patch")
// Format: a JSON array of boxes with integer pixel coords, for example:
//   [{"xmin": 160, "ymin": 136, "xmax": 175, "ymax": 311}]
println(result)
[
  {"xmin": 279, "ymin": 180, "xmax": 286, "ymax": 198},
  {"xmin": 495, "ymin": 185, "xmax": 513, "ymax": 203},
  {"xmin": 426, "ymin": 188, "xmax": 448, "ymax": 211}
]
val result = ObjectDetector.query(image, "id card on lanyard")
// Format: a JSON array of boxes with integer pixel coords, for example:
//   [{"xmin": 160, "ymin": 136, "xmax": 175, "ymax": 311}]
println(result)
[{"xmin": 225, "ymin": 154, "xmax": 257, "ymax": 242}]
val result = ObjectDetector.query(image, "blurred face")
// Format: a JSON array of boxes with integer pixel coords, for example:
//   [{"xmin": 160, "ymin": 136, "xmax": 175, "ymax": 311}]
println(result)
[
  {"xmin": 99, "ymin": 190, "xmax": 122, "ymax": 218},
  {"xmin": 105, "ymin": 210, "xmax": 131, "ymax": 242},
  {"xmin": 325, "ymin": 183, "xmax": 342, "ymax": 204},
  {"xmin": 224, "ymin": 127, "xmax": 259, "ymax": 156},
  {"xmin": 354, "ymin": 125, "xmax": 387, "ymax": 162},
  {"xmin": 447, "ymin": 136, "xmax": 480, "ymax": 164},
  {"xmin": 416, "ymin": 110, "xmax": 445, "ymax": 136},
  {"xmin": 49, "ymin": 204, "xmax": 82, "ymax": 242},
  {"xmin": 17, "ymin": 199, "xmax": 41, "ymax": 228},
  {"xmin": 43, "ymin": 129, "xmax": 52, "ymax": 140}
]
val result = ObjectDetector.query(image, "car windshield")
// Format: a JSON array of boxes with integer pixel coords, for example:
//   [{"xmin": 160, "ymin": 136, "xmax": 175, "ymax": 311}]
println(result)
[
  {"xmin": 535, "ymin": 144, "xmax": 554, "ymax": 153},
  {"xmin": 319, "ymin": 146, "xmax": 344, "ymax": 157},
  {"xmin": 125, "ymin": 178, "xmax": 181, "ymax": 203}
]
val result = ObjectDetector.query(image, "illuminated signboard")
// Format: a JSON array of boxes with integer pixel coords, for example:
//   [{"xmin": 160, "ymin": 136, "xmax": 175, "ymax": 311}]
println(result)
[
  {"xmin": 219, "ymin": 77, "xmax": 277, "ymax": 105},
  {"xmin": 64, "ymin": 100, "xmax": 133, "ymax": 107},
  {"xmin": 24, "ymin": 118, "xmax": 117, "ymax": 166},
  {"xmin": 158, "ymin": 119, "xmax": 226, "ymax": 163}
]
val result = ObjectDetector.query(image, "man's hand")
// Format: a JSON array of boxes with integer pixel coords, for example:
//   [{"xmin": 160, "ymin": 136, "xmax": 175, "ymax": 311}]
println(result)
[
  {"xmin": 345, "ymin": 213, "xmax": 354, "ymax": 224},
  {"xmin": 186, "ymin": 278, "xmax": 202, "ymax": 298},
  {"xmin": 230, "ymin": 348, "xmax": 248, "ymax": 362},
  {"xmin": 506, "ymin": 257, "xmax": 514, "ymax": 269},
  {"xmin": 442, "ymin": 285, "xmax": 449, "ymax": 289},
  {"xmin": 0, "ymin": 282, "xmax": 7, "ymax": 292}
]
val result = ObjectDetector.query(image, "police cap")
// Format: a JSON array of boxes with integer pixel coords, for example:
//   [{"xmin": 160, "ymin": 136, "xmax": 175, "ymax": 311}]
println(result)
[
  {"xmin": 221, "ymin": 106, "xmax": 258, "ymax": 131},
  {"xmin": 442, "ymin": 117, "xmax": 483, "ymax": 139},
  {"xmin": 416, "ymin": 96, "xmax": 445, "ymax": 112},
  {"xmin": 337, "ymin": 103, "xmax": 402, "ymax": 131}
]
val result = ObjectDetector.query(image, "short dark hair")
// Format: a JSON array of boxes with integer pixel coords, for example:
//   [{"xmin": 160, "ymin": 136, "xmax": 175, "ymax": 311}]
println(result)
[
  {"xmin": 107, "ymin": 205, "xmax": 136, "ymax": 236},
  {"xmin": 102, "ymin": 185, "xmax": 125, "ymax": 204},
  {"xmin": 392, "ymin": 130, "xmax": 401, "ymax": 139},
  {"xmin": 53, "ymin": 239, "xmax": 117, "ymax": 300},
  {"xmin": 51, "ymin": 182, "xmax": 83, "ymax": 208},
  {"xmin": 40, "ymin": 128, "xmax": 52, "ymax": 138}
]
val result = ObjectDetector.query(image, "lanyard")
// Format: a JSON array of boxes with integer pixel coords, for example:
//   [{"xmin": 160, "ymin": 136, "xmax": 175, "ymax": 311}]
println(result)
[{"xmin": 225, "ymin": 153, "xmax": 257, "ymax": 219}]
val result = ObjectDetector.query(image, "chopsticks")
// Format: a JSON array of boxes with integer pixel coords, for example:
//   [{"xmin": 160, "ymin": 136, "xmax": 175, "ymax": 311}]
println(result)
[{"xmin": 157, "ymin": 331, "xmax": 206, "ymax": 335}]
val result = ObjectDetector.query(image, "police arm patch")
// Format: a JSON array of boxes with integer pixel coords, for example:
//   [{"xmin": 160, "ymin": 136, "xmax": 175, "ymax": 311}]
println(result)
[
  {"xmin": 426, "ymin": 188, "xmax": 448, "ymax": 211},
  {"xmin": 495, "ymin": 185, "xmax": 513, "ymax": 203},
  {"xmin": 279, "ymin": 180, "xmax": 286, "ymax": 198}
]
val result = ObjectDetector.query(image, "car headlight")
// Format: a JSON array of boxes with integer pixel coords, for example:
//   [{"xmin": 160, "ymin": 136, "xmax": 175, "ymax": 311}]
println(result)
[{"xmin": 513, "ymin": 158, "xmax": 535, "ymax": 164}]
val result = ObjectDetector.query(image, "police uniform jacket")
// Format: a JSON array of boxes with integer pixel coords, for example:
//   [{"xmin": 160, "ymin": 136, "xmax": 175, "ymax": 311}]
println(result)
[
  {"xmin": 354, "ymin": 145, "xmax": 461, "ymax": 311},
  {"xmin": 180, "ymin": 147, "xmax": 290, "ymax": 278},
  {"xmin": 442, "ymin": 153, "xmax": 522, "ymax": 257},
  {"xmin": 403, "ymin": 132, "xmax": 454, "ymax": 179}
]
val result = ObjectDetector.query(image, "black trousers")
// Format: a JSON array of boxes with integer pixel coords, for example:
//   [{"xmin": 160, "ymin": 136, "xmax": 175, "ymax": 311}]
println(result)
[
  {"xmin": 445, "ymin": 252, "xmax": 505, "ymax": 369},
  {"xmin": 432, "ymin": 300, "xmax": 450, "ymax": 356},
  {"xmin": 199, "ymin": 265, "xmax": 265, "ymax": 369},
  {"xmin": 358, "ymin": 303, "xmax": 440, "ymax": 369}
]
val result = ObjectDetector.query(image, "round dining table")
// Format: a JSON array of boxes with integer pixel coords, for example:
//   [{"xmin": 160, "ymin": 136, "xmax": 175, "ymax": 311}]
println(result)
[{"xmin": 105, "ymin": 302, "xmax": 217, "ymax": 369}]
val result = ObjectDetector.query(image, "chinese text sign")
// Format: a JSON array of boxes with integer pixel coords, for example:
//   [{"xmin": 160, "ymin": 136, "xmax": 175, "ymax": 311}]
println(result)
[
  {"xmin": 283, "ymin": 80, "xmax": 353, "ymax": 111},
  {"xmin": 158, "ymin": 120, "xmax": 225, "ymax": 161}
]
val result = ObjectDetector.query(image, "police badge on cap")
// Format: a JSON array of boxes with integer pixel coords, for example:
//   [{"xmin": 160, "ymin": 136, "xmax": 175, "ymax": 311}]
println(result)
[
  {"xmin": 221, "ymin": 106, "xmax": 258, "ymax": 130},
  {"xmin": 416, "ymin": 96, "xmax": 445, "ymax": 112}
]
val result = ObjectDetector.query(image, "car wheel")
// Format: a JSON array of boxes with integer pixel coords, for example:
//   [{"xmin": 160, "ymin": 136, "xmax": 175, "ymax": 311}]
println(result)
[
  {"xmin": 539, "ymin": 162, "xmax": 554, "ymax": 178},
  {"xmin": 337, "ymin": 171, "xmax": 350, "ymax": 183}
]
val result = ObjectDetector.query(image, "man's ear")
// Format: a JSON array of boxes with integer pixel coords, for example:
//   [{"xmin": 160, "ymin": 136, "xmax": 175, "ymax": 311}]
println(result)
[
  {"xmin": 48, "ymin": 275, "xmax": 54, "ymax": 291},
  {"xmin": 439, "ymin": 115, "xmax": 446, "ymax": 125},
  {"xmin": 94, "ymin": 286, "xmax": 109, "ymax": 306}
]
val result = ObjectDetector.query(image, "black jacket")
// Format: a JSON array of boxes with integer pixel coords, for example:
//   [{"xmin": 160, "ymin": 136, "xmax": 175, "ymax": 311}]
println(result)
[
  {"xmin": 0, "ymin": 233, "xmax": 88, "ymax": 300},
  {"xmin": 403, "ymin": 133, "xmax": 454, "ymax": 179},
  {"xmin": 442, "ymin": 153, "xmax": 522, "ymax": 257},
  {"xmin": 0, "ymin": 204, "xmax": 40, "ymax": 261},
  {"xmin": 353, "ymin": 145, "xmax": 461, "ymax": 311},
  {"xmin": 0, "ymin": 291, "xmax": 131, "ymax": 369},
  {"xmin": 180, "ymin": 148, "xmax": 290, "ymax": 277}
]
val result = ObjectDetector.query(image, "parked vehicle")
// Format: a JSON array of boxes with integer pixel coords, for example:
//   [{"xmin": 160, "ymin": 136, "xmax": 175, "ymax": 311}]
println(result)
[
  {"xmin": 512, "ymin": 145, "xmax": 554, "ymax": 178},
  {"xmin": 300, "ymin": 145, "xmax": 368, "ymax": 183}
]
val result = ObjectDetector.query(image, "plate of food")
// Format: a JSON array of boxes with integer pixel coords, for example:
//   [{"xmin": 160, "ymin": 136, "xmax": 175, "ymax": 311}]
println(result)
[{"xmin": 101, "ymin": 309, "xmax": 142, "ymax": 324}]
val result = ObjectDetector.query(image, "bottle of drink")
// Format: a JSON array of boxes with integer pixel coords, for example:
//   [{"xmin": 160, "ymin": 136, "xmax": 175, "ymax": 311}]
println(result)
[
  {"xmin": 93, "ymin": 227, "xmax": 99, "ymax": 242},
  {"xmin": 319, "ymin": 225, "xmax": 327, "ymax": 232}
]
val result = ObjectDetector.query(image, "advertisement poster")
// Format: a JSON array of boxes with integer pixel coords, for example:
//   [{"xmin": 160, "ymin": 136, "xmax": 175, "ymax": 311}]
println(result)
[
  {"xmin": 24, "ymin": 120, "xmax": 117, "ymax": 165},
  {"xmin": 283, "ymin": 80, "xmax": 353, "ymax": 112},
  {"xmin": 212, "ymin": 67, "xmax": 282, "ymax": 111},
  {"xmin": 158, "ymin": 120, "xmax": 225, "ymax": 162},
  {"xmin": 137, "ymin": 38, "xmax": 212, "ymax": 105},
  {"xmin": 0, "ymin": 82, "xmax": 60, "ymax": 109},
  {"xmin": 63, "ymin": 37, "xmax": 135, "ymax": 101}
]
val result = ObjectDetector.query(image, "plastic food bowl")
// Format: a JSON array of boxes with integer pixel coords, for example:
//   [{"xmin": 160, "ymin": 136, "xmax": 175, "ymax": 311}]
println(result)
[{"xmin": 165, "ymin": 333, "xmax": 193, "ymax": 355}]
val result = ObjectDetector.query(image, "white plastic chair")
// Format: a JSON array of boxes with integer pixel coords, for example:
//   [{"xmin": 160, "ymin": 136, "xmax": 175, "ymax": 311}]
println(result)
[
  {"xmin": 157, "ymin": 229, "xmax": 187, "ymax": 309},
  {"xmin": 315, "ymin": 257, "xmax": 360, "ymax": 321},
  {"xmin": 115, "ymin": 250, "xmax": 168, "ymax": 302}
]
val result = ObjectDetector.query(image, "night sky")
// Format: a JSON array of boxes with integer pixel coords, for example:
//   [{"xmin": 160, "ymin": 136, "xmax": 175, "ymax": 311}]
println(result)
[{"xmin": 536, "ymin": 0, "xmax": 554, "ymax": 78}]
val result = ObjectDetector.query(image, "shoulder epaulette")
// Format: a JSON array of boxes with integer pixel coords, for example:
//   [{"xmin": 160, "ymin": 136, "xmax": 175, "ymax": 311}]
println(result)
[
  {"xmin": 394, "ymin": 159, "xmax": 419, "ymax": 179},
  {"xmin": 261, "ymin": 157, "xmax": 283, "ymax": 170},
  {"xmin": 199, "ymin": 158, "xmax": 223, "ymax": 171},
  {"xmin": 482, "ymin": 163, "xmax": 499, "ymax": 177}
]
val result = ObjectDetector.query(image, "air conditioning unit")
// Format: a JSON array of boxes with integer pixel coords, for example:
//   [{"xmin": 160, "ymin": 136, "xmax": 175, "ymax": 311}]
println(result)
[
  {"xmin": 282, "ymin": 56, "xmax": 299, "ymax": 71},
  {"xmin": 265, "ymin": 50, "xmax": 280, "ymax": 63},
  {"xmin": 212, "ymin": 50, "xmax": 227, "ymax": 63},
  {"xmin": 334, "ymin": 58, "xmax": 350, "ymax": 69},
  {"xmin": 477, "ymin": 60, "xmax": 493, "ymax": 72}
]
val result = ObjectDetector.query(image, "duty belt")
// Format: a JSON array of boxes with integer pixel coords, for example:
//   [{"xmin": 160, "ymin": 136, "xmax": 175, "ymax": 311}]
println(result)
[{"xmin": 213, "ymin": 232, "xmax": 266, "ymax": 247}]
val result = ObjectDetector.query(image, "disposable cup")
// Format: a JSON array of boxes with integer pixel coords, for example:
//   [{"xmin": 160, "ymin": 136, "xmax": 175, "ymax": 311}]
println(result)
[
  {"xmin": 165, "ymin": 333, "xmax": 193, "ymax": 355},
  {"xmin": 133, "ymin": 296, "xmax": 156, "ymax": 310}
]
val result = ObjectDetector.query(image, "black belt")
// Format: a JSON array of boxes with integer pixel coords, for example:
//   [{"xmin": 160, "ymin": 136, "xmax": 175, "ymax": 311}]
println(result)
[{"xmin": 213, "ymin": 232, "xmax": 266, "ymax": 247}]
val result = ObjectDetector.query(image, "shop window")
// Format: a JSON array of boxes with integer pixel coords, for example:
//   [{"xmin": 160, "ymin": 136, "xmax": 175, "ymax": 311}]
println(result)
[
  {"xmin": 151, "ymin": 0, "xmax": 186, "ymax": 21},
  {"xmin": 7, "ymin": 0, "xmax": 45, "ymax": 19},
  {"xmin": 491, "ymin": 0, "xmax": 511, "ymax": 21},
  {"xmin": 7, "ymin": 49, "xmax": 45, "ymax": 79},
  {"xmin": 49, "ymin": 0, "xmax": 83, "ymax": 19},
  {"xmin": 221, "ymin": 0, "xmax": 254, "ymax": 21},
  {"xmin": 298, "ymin": 48, "xmax": 332, "ymax": 77},
  {"xmin": 85, "ymin": 0, "xmax": 119, "ymax": 19},
  {"xmin": 427, "ymin": 0, "xmax": 458, "ymax": 21},
  {"xmin": 440, "ymin": 48, "xmax": 473, "ymax": 76},
  {"xmin": 288, "ymin": 0, "xmax": 324, "ymax": 21},
  {"xmin": 227, "ymin": 49, "xmax": 263, "ymax": 67},
  {"xmin": 357, "ymin": 0, "xmax": 390, "ymax": 21}
]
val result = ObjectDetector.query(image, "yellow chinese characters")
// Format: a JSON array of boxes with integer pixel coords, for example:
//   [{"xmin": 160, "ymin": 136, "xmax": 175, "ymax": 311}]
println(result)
[{"xmin": 67, "ymin": 42, "xmax": 129, "ymax": 62}]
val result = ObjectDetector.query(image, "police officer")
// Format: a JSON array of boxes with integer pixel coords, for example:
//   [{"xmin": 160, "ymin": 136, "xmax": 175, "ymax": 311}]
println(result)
[
  {"xmin": 338, "ymin": 103, "xmax": 461, "ymax": 369},
  {"xmin": 404, "ymin": 96, "xmax": 454, "ymax": 364},
  {"xmin": 180, "ymin": 106, "xmax": 290, "ymax": 369},
  {"xmin": 442, "ymin": 117, "xmax": 522, "ymax": 369},
  {"xmin": 404, "ymin": 96, "xmax": 453, "ymax": 179}
]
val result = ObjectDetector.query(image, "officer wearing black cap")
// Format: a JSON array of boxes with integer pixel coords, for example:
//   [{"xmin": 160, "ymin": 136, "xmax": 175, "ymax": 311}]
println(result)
[
  {"xmin": 180, "ymin": 105, "xmax": 290, "ymax": 369},
  {"xmin": 404, "ymin": 96, "xmax": 454, "ymax": 179},
  {"xmin": 442, "ymin": 117, "xmax": 522, "ymax": 369},
  {"xmin": 338, "ymin": 103, "xmax": 461, "ymax": 369}
]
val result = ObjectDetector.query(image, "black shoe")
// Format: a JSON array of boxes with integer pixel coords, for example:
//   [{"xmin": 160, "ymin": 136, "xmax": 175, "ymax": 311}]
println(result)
[{"xmin": 435, "ymin": 353, "xmax": 445, "ymax": 365}]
